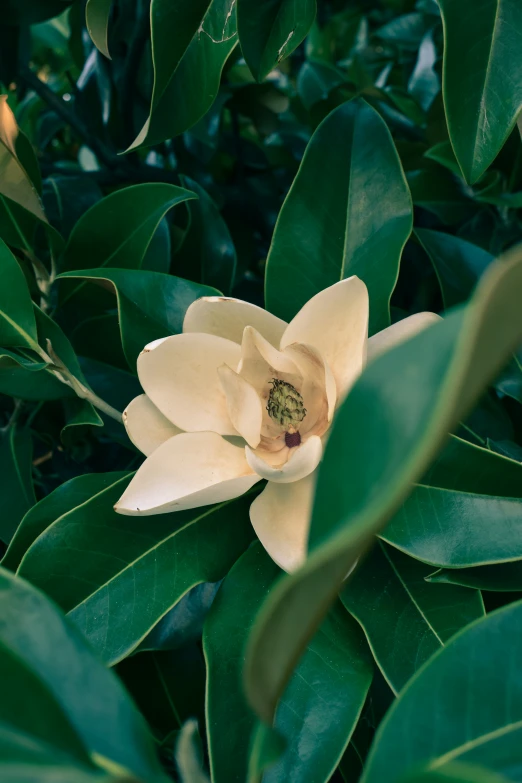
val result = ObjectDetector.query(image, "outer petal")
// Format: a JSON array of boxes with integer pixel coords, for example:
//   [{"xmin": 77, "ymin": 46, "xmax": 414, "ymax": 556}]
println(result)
[
  {"xmin": 367, "ymin": 312, "xmax": 442, "ymax": 362},
  {"xmin": 137, "ymin": 333, "xmax": 241, "ymax": 435},
  {"xmin": 281, "ymin": 277, "xmax": 369, "ymax": 403},
  {"xmin": 123, "ymin": 394, "xmax": 182, "ymax": 456},
  {"xmin": 114, "ymin": 432, "xmax": 260, "ymax": 515},
  {"xmin": 250, "ymin": 472, "xmax": 317, "ymax": 572},
  {"xmin": 218, "ymin": 365, "xmax": 263, "ymax": 449},
  {"xmin": 245, "ymin": 435, "xmax": 322, "ymax": 484},
  {"xmin": 183, "ymin": 296, "xmax": 287, "ymax": 347}
]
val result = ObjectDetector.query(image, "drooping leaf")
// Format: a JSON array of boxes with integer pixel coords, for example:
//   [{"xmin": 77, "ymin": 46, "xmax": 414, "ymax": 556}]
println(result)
[
  {"xmin": 129, "ymin": 0, "xmax": 237, "ymax": 149},
  {"xmin": 0, "ymin": 424, "xmax": 36, "ymax": 545},
  {"xmin": 0, "ymin": 567, "xmax": 167, "ymax": 780},
  {"xmin": 58, "ymin": 268, "xmax": 219, "ymax": 368},
  {"xmin": 237, "ymin": 0, "xmax": 317, "ymax": 82},
  {"xmin": 362, "ymin": 600, "xmax": 522, "ymax": 782},
  {"xmin": 86, "ymin": 0, "xmax": 113, "ymax": 59},
  {"xmin": 204, "ymin": 543, "xmax": 372, "ymax": 783},
  {"xmin": 265, "ymin": 99, "xmax": 412, "ymax": 334},
  {"xmin": 341, "ymin": 542, "xmax": 484, "ymax": 694},
  {"xmin": 243, "ymin": 246, "xmax": 522, "ymax": 737},
  {"xmin": 17, "ymin": 480, "xmax": 258, "ymax": 665},
  {"xmin": 439, "ymin": 0, "xmax": 522, "ymax": 183}
]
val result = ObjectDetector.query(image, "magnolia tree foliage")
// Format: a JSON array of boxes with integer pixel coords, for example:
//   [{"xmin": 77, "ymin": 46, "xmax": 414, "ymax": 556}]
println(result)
[{"xmin": 1, "ymin": 1, "xmax": 522, "ymax": 782}]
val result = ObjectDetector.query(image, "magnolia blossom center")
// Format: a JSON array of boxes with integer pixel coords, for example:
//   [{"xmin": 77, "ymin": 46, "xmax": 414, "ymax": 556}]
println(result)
[{"xmin": 266, "ymin": 378, "xmax": 306, "ymax": 448}]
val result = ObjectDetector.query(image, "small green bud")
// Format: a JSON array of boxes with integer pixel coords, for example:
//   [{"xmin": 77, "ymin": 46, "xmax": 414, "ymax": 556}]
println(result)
[{"xmin": 266, "ymin": 379, "xmax": 306, "ymax": 431}]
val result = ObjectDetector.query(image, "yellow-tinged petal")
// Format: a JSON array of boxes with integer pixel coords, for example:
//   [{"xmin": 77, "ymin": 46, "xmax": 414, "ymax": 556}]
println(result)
[
  {"xmin": 218, "ymin": 365, "xmax": 263, "ymax": 449},
  {"xmin": 123, "ymin": 394, "xmax": 182, "ymax": 456},
  {"xmin": 368, "ymin": 312, "xmax": 442, "ymax": 362},
  {"xmin": 184, "ymin": 296, "xmax": 287, "ymax": 347},
  {"xmin": 281, "ymin": 277, "xmax": 369, "ymax": 404},
  {"xmin": 114, "ymin": 432, "xmax": 260, "ymax": 515},
  {"xmin": 245, "ymin": 435, "xmax": 322, "ymax": 483},
  {"xmin": 137, "ymin": 333, "xmax": 241, "ymax": 435},
  {"xmin": 284, "ymin": 343, "xmax": 336, "ymax": 425},
  {"xmin": 250, "ymin": 472, "xmax": 317, "ymax": 572}
]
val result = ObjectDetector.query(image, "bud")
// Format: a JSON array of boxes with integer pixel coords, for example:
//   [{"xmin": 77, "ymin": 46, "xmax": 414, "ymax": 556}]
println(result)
[{"xmin": 266, "ymin": 379, "xmax": 306, "ymax": 431}]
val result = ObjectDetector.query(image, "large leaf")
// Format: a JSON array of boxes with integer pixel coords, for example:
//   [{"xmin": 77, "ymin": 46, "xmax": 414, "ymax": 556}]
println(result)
[
  {"xmin": 265, "ymin": 99, "xmax": 412, "ymax": 334},
  {"xmin": 417, "ymin": 229, "xmax": 494, "ymax": 308},
  {"xmin": 0, "ymin": 567, "xmax": 166, "ymax": 781},
  {"xmin": 86, "ymin": 0, "xmax": 113, "ymax": 59},
  {"xmin": 237, "ymin": 0, "xmax": 317, "ymax": 82},
  {"xmin": 382, "ymin": 436, "xmax": 522, "ymax": 568},
  {"xmin": 129, "ymin": 0, "xmax": 237, "ymax": 149},
  {"xmin": 204, "ymin": 542, "xmax": 372, "ymax": 783},
  {"xmin": 439, "ymin": 0, "xmax": 522, "ymax": 184},
  {"xmin": 428, "ymin": 561, "xmax": 522, "ymax": 592},
  {"xmin": 362, "ymin": 600, "xmax": 522, "ymax": 782},
  {"xmin": 0, "ymin": 424, "xmax": 36, "ymax": 545},
  {"xmin": 0, "ymin": 238, "xmax": 39, "ymax": 349},
  {"xmin": 58, "ymin": 268, "xmax": 219, "ymax": 368},
  {"xmin": 61, "ymin": 183, "xmax": 196, "ymax": 277},
  {"xmin": 341, "ymin": 542, "xmax": 484, "ymax": 694},
  {"xmin": 243, "ymin": 246, "xmax": 522, "ymax": 737},
  {"xmin": 17, "ymin": 479, "xmax": 258, "ymax": 664}
]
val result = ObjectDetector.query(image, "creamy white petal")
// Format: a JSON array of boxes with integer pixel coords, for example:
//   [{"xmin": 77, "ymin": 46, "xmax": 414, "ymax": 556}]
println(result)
[
  {"xmin": 114, "ymin": 432, "xmax": 260, "ymax": 515},
  {"xmin": 183, "ymin": 296, "xmax": 287, "ymax": 347},
  {"xmin": 250, "ymin": 472, "xmax": 317, "ymax": 572},
  {"xmin": 367, "ymin": 312, "xmax": 442, "ymax": 362},
  {"xmin": 239, "ymin": 326, "xmax": 301, "ymax": 384},
  {"xmin": 218, "ymin": 365, "xmax": 263, "ymax": 449},
  {"xmin": 281, "ymin": 277, "xmax": 369, "ymax": 403},
  {"xmin": 137, "ymin": 333, "xmax": 241, "ymax": 435},
  {"xmin": 245, "ymin": 435, "xmax": 322, "ymax": 484},
  {"xmin": 284, "ymin": 343, "xmax": 336, "ymax": 426},
  {"xmin": 123, "ymin": 394, "xmax": 182, "ymax": 456}
]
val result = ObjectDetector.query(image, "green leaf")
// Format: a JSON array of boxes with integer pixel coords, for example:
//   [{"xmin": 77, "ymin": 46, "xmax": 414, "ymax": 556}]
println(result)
[
  {"xmin": 439, "ymin": 0, "xmax": 522, "ymax": 183},
  {"xmin": 204, "ymin": 542, "xmax": 372, "ymax": 783},
  {"xmin": 18, "ymin": 480, "xmax": 258, "ymax": 665},
  {"xmin": 0, "ymin": 567, "xmax": 166, "ymax": 780},
  {"xmin": 417, "ymin": 229, "xmax": 494, "ymax": 308},
  {"xmin": 382, "ymin": 437, "xmax": 522, "ymax": 568},
  {"xmin": 341, "ymin": 542, "xmax": 484, "ymax": 694},
  {"xmin": 177, "ymin": 176, "xmax": 236, "ymax": 294},
  {"xmin": 3, "ymin": 0, "xmax": 72, "ymax": 25},
  {"xmin": 61, "ymin": 183, "xmax": 195, "ymax": 277},
  {"xmin": 129, "ymin": 0, "xmax": 237, "ymax": 149},
  {"xmin": 427, "ymin": 561, "xmax": 522, "ymax": 592},
  {"xmin": 362, "ymin": 600, "xmax": 522, "ymax": 782},
  {"xmin": 176, "ymin": 719, "xmax": 211, "ymax": 783},
  {"xmin": 58, "ymin": 268, "xmax": 219, "ymax": 368},
  {"xmin": 265, "ymin": 99, "xmax": 412, "ymax": 334},
  {"xmin": 399, "ymin": 761, "xmax": 513, "ymax": 783},
  {"xmin": 3, "ymin": 472, "xmax": 129, "ymax": 572},
  {"xmin": 237, "ymin": 0, "xmax": 317, "ymax": 82},
  {"xmin": 297, "ymin": 60, "xmax": 345, "ymax": 111},
  {"xmin": 244, "ymin": 246, "xmax": 522, "ymax": 731},
  {"xmin": 0, "ymin": 349, "xmax": 73, "ymax": 400},
  {"xmin": 86, "ymin": 0, "xmax": 113, "ymax": 59},
  {"xmin": 407, "ymin": 169, "xmax": 476, "ymax": 225},
  {"xmin": 0, "ymin": 424, "xmax": 36, "ymax": 545},
  {"xmin": 0, "ymin": 238, "xmax": 39, "ymax": 349}
]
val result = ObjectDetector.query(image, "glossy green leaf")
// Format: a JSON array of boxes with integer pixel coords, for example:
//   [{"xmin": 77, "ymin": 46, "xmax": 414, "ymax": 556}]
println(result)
[
  {"xmin": 297, "ymin": 60, "xmax": 345, "ymax": 111},
  {"xmin": 407, "ymin": 169, "xmax": 476, "ymax": 225},
  {"xmin": 427, "ymin": 561, "xmax": 522, "ymax": 592},
  {"xmin": 342, "ymin": 542, "xmax": 484, "ymax": 694},
  {"xmin": 0, "ymin": 425, "xmax": 36, "ymax": 545},
  {"xmin": 0, "ymin": 239, "xmax": 39, "ymax": 349},
  {"xmin": 18, "ymin": 480, "xmax": 257, "ymax": 665},
  {"xmin": 407, "ymin": 31, "xmax": 439, "ymax": 111},
  {"xmin": 244, "ymin": 246, "xmax": 522, "ymax": 731},
  {"xmin": 58, "ymin": 268, "xmax": 219, "ymax": 368},
  {"xmin": 237, "ymin": 0, "xmax": 317, "ymax": 82},
  {"xmin": 176, "ymin": 720, "xmax": 211, "ymax": 783},
  {"xmin": 177, "ymin": 176, "xmax": 236, "ymax": 294},
  {"xmin": 0, "ymin": 349, "xmax": 73, "ymax": 400},
  {"xmin": 399, "ymin": 761, "xmax": 513, "ymax": 783},
  {"xmin": 129, "ymin": 0, "xmax": 237, "ymax": 149},
  {"xmin": 86, "ymin": 0, "xmax": 113, "ymax": 59},
  {"xmin": 439, "ymin": 0, "xmax": 522, "ymax": 183},
  {"xmin": 362, "ymin": 600, "xmax": 522, "ymax": 782},
  {"xmin": 61, "ymin": 183, "xmax": 195, "ymax": 279},
  {"xmin": 382, "ymin": 437, "xmax": 522, "ymax": 568},
  {"xmin": 43, "ymin": 175, "xmax": 103, "ymax": 240},
  {"xmin": 265, "ymin": 99, "xmax": 412, "ymax": 334},
  {"xmin": 417, "ymin": 229, "xmax": 494, "ymax": 308},
  {"xmin": 3, "ymin": 472, "xmax": 128, "ymax": 572},
  {"xmin": 0, "ymin": 567, "xmax": 166, "ymax": 780},
  {"xmin": 204, "ymin": 543, "xmax": 372, "ymax": 783}
]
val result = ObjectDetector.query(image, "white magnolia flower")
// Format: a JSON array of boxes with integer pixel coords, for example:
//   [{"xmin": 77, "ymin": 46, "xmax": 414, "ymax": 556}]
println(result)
[{"xmin": 115, "ymin": 277, "xmax": 439, "ymax": 572}]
